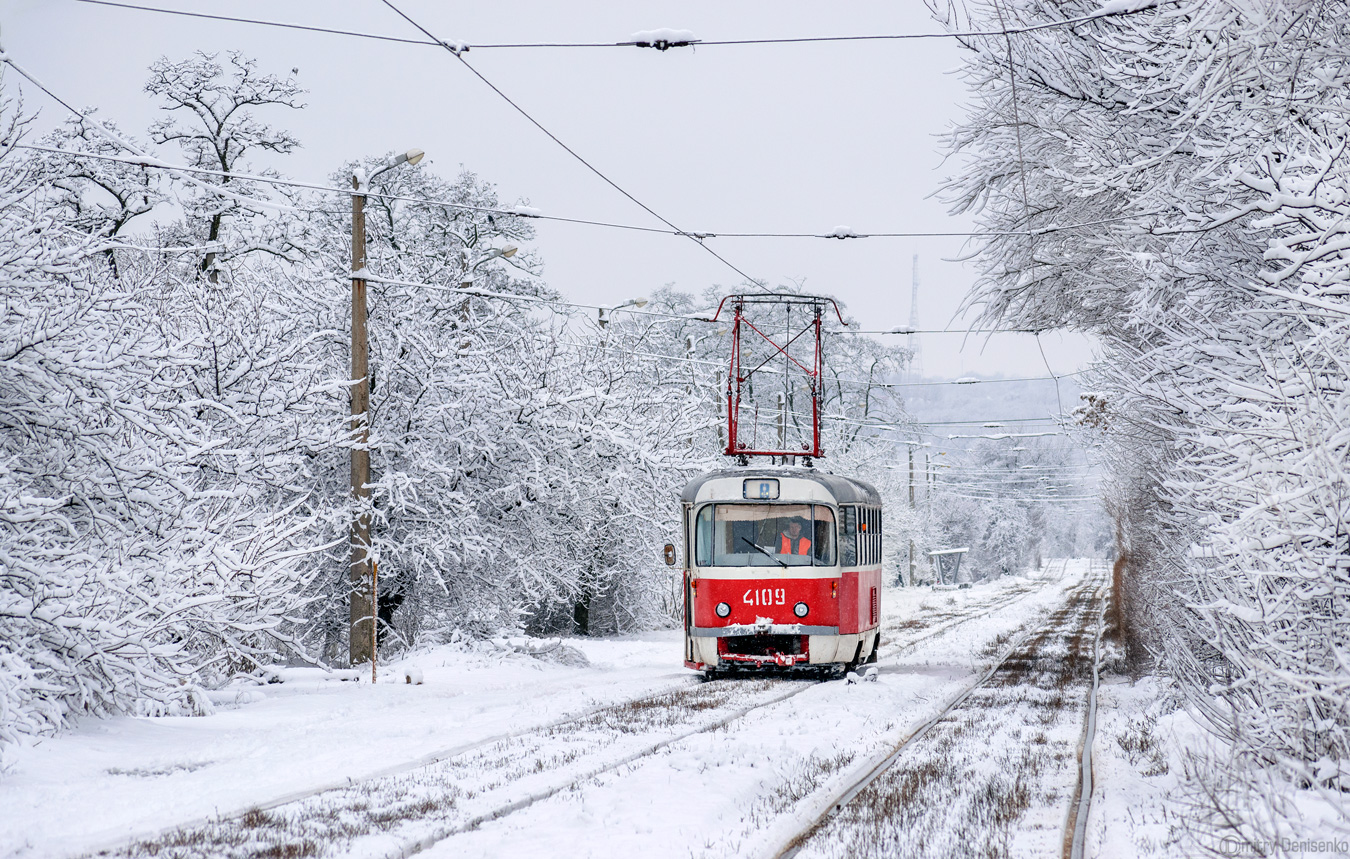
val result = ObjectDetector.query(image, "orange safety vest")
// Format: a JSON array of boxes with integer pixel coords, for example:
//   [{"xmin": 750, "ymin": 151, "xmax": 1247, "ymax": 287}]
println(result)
[{"xmin": 779, "ymin": 534, "xmax": 811, "ymax": 555}]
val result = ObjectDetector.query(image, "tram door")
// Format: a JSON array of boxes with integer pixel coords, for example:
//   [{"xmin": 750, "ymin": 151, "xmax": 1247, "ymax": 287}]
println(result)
[{"xmin": 683, "ymin": 504, "xmax": 695, "ymax": 664}]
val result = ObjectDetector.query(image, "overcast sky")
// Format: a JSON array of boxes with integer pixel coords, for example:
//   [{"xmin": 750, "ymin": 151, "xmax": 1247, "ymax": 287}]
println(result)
[{"xmin": 2, "ymin": 0, "xmax": 1096, "ymax": 380}]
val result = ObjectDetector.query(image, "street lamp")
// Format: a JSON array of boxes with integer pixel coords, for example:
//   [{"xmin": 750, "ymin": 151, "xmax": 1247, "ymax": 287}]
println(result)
[
  {"xmin": 459, "ymin": 243, "xmax": 520, "ymax": 288},
  {"xmin": 350, "ymin": 148, "xmax": 423, "ymax": 679},
  {"xmin": 597, "ymin": 296, "xmax": 648, "ymax": 328},
  {"xmin": 370, "ymin": 148, "xmax": 424, "ymax": 181}
]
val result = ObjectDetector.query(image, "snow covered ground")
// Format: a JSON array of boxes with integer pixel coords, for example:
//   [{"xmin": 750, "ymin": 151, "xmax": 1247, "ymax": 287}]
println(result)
[
  {"xmin": 0, "ymin": 560, "xmax": 1192, "ymax": 859},
  {"xmin": 0, "ymin": 638, "xmax": 691, "ymax": 857},
  {"xmin": 1087, "ymin": 675, "xmax": 1191, "ymax": 857}
]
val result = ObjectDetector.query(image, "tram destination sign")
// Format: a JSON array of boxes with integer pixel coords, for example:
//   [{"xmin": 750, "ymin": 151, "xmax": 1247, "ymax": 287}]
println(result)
[{"xmin": 743, "ymin": 478, "xmax": 780, "ymax": 500}]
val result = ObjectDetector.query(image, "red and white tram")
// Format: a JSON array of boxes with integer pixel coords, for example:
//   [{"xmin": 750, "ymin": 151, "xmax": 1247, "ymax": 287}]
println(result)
[{"xmin": 679, "ymin": 467, "xmax": 883, "ymax": 677}]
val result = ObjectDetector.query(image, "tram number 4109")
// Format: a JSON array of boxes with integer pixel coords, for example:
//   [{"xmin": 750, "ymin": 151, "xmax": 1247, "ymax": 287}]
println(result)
[{"xmin": 744, "ymin": 587, "xmax": 786, "ymax": 606}]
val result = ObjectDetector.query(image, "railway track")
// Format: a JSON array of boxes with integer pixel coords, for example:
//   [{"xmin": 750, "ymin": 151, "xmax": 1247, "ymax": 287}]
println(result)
[
  {"xmin": 874, "ymin": 571, "xmax": 1055, "ymax": 665},
  {"xmin": 758, "ymin": 563, "xmax": 1109, "ymax": 859},
  {"xmin": 1063, "ymin": 560, "xmax": 1109, "ymax": 859},
  {"xmin": 95, "ymin": 571, "xmax": 1066, "ymax": 859}
]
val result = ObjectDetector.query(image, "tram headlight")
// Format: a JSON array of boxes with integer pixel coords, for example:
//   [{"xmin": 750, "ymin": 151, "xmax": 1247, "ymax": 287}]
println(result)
[
  {"xmin": 715, "ymin": 602, "xmax": 731, "ymax": 618},
  {"xmin": 794, "ymin": 601, "xmax": 809, "ymax": 618}
]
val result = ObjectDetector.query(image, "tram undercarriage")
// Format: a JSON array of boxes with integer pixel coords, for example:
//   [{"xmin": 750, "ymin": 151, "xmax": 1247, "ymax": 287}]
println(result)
[{"xmin": 687, "ymin": 627, "xmax": 879, "ymax": 676}]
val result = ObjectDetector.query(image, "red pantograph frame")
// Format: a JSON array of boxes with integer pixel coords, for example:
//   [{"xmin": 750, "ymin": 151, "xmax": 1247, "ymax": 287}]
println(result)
[{"xmin": 709, "ymin": 294, "xmax": 847, "ymax": 460}]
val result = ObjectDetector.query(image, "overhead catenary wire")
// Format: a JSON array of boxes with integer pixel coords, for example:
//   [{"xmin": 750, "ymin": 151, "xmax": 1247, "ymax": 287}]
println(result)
[
  {"xmin": 375, "ymin": 0, "xmax": 762, "ymax": 289},
  {"xmin": 20, "ymin": 142, "xmax": 1152, "ymax": 244},
  {"xmin": 11, "ymin": 21, "xmax": 1108, "ymax": 493},
  {"xmin": 19, "ymin": 144, "xmax": 1140, "ymax": 242},
  {"xmin": 12, "ymin": 143, "xmax": 660, "ymax": 229},
  {"xmin": 50, "ymin": 1, "xmax": 1173, "ymax": 272},
  {"xmin": 941, "ymin": 465, "xmax": 1099, "ymax": 474},
  {"xmin": 73, "ymin": 0, "xmax": 1180, "ymax": 50},
  {"xmin": 8, "ymin": 41, "xmax": 1100, "ymax": 419},
  {"xmin": 352, "ymin": 272, "xmax": 1056, "ymax": 394},
  {"xmin": 933, "ymin": 477, "xmax": 1098, "ymax": 489},
  {"xmin": 934, "ymin": 491, "xmax": 1100, "ymax": 503},
  {"xmin": 933, "ymin": 476, "xmax": 1100, "ymax": 487},
  {"xmin": 0, "ymin": 57, "xmax": 323, "ymax": 218},
  {"xmin": 13, "ymin": 232, "xmax": 1046, "ymax": 390},
  {"xmin": 347, "ymin": 267, "xmax": 1093, "ymax": 395}
]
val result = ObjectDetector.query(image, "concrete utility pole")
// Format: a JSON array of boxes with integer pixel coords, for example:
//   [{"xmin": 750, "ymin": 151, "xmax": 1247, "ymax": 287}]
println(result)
[
  {"xmin": 349, "ymin": 150, "xmax": 423, "ymax": 677},
  {"xmin": 908, "ymin": 447, "xmax": 917, "ymax": 585},
  {"xmin": 716, "ymin": 369, "xmax": 726, "ymax": 452},
  {"xmin": 350, "ymin": 173, "xmax": 374, "ymax": 672}
]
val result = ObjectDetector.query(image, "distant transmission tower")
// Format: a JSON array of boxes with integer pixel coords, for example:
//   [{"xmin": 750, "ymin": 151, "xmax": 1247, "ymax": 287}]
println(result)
[{"xmin": 908, "ymin": 254, "xmax": 923, "ymax": 381}]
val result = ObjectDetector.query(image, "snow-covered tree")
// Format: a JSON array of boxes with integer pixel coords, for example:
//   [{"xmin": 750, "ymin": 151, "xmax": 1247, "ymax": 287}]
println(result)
[
  {"xmin": 0, "ymin": 92, "xmax": 318, "ymax": 767},
  {"xmin": 931, "ymin": 0, "xmax": 1350, "ymax": 844}
]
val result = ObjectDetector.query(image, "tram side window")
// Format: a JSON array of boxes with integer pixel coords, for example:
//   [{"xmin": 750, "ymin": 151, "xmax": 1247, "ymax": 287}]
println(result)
[
  {"xmin": 863, "ymin": 507, "xmax": 874, "ymax": 565},
  {"xmin": 813, "ymin": 506, "xmax": 837, "ymax": 566},
  {"xmin": 873, "ymin": 508, "xmax": 882, "ymax": 564},
  {"xmin": 695, "ymin": 505, "xmax": 714, "ymax": 567},
  {"xmin": 867, "ymin": 507, "xmax": 877, "ymax": 564},
  {"xmin": 868, "ymin": 508, "xmax": 875, "ymax": 564},
  {"xmin": 860, "ymin": 508, "xmax": 868, "ymax": 565},
  {"xmin": 874, "ymin": 508, "xmax": 881, "ymax": 563},
  {"xmin": 840, "ymin": 506, "xmax": 858, "ymax": 567},
  {"xmin": 872, "ymin": 508, "xmax": 881, "ymax": 563}
]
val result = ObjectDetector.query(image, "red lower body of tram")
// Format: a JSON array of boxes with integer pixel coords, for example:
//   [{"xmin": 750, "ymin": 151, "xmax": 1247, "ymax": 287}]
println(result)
[{"xmin": 683, "ymin": 568, "xmax": 881, "ymax": 674}]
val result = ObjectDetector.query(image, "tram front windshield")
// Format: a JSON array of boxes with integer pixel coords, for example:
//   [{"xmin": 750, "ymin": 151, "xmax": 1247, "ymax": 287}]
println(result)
[{"xmin": 694, "ymin": 504, "xmax": 837, "ymax": 567}]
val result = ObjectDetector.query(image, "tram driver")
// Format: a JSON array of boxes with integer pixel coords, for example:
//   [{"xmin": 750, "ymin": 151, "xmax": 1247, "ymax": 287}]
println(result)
[{"xmin": 777, "ymin": 517, "xmax": 812, "ymax": 556}]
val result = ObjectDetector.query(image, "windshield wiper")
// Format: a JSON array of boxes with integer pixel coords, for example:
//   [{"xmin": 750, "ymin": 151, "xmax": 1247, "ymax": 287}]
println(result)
[{"xmin": 741, "ymin": 536, "xmax": 787, "ymax": 569}]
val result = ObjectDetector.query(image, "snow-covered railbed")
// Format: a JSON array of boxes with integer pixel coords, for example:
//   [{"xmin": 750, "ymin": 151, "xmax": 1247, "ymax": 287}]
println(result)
[
  {"xmin": 405, "ymin": 566, "xmax": 1085, "ymax": 859},
  {"xmin": 776, "ymin": 561, "xmax": 1109, "ymax": 859},
  {"xmin": 1, "ymin": 564, "xmax": 1079, "ymax": 859},
  {"xmin": 83, "ymin": 571, "xmax": 1065, "ymax": 859},
  {"xmin": 3, "ymin": 640, "xmax": 693, "ymax": 858},
  {"xmin": 95, "ymin": 678, "xmax": 819, "ymax": 859}
]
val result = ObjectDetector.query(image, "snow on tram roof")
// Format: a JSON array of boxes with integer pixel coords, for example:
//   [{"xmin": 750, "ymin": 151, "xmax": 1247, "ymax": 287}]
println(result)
[{"xmin": 679, "ymin": 467, "xmax": 881, "ymax": 505}]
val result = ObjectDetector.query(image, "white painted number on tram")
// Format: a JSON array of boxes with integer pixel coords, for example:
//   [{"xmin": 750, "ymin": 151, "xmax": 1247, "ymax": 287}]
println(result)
[{"xmin": 743, "ymin": 587, "xmax": 786, "ymax": 606}]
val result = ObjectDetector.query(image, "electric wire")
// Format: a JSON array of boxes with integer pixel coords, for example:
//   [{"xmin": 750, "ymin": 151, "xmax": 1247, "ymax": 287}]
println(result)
[
  {"xmin": 7, "ymin": 38, "xmax": 1104, "ymax": 500},
  {"xmin": 26, "ymin": 143, "xmax": 1121, "ymax": 240},
  {"xmin": 376, "ymin": 0, "xmax": 761, "ymax": 288},
  {"xmin": 72, "ymin": 0, "xmax": 1180, "ymax": 50},
  {"xmin": 938, "ymin": 463, "xmax": 1099, "ymax": 473},
  {"xmin": 355, "ymin": 272, "xmax": 1031, "ymax": 394},
  {"xmin": 13, "ymin": 143, "xmax": 668, "ymax": 229},
  {"xmin": 0, "ymin": 63, "xmax": 319, "ymax": 217},
  {"xmin": 51, "ymin": 0, "xmax": 1170, "ymax": 278},
  {"xmin": 18, "ymin": 144, "xmax": 1148, "ymax": 241},
  {"xmin": 934, "ymin": 491, "xmax": 1100, "ymax": 503},
  {"xmin": 340, "ymin": 229, "xmax": 1098, "ymax": 395},
  {"xmin": 587, "ymin": 341, "xmax": 1078, "ymax": 393},
  {"xmin": 5, "ymin": 50, "xmax": 1098, "ymax": 411},
  {"xmin": 922, "ymin": 416, "xmax": 1064, "ymax": 425}
]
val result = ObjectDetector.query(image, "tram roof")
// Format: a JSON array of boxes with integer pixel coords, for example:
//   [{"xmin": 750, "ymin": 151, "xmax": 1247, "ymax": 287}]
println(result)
[{"xmin": 679, "ymin": 467, "xmax": 881, "ymax": 506}]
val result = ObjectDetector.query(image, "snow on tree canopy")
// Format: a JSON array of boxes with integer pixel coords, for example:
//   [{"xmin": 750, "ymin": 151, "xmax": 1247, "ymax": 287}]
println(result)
[{"xmin": 937, "ymin": 0, "xmax": 1350, "ymax": 842}]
